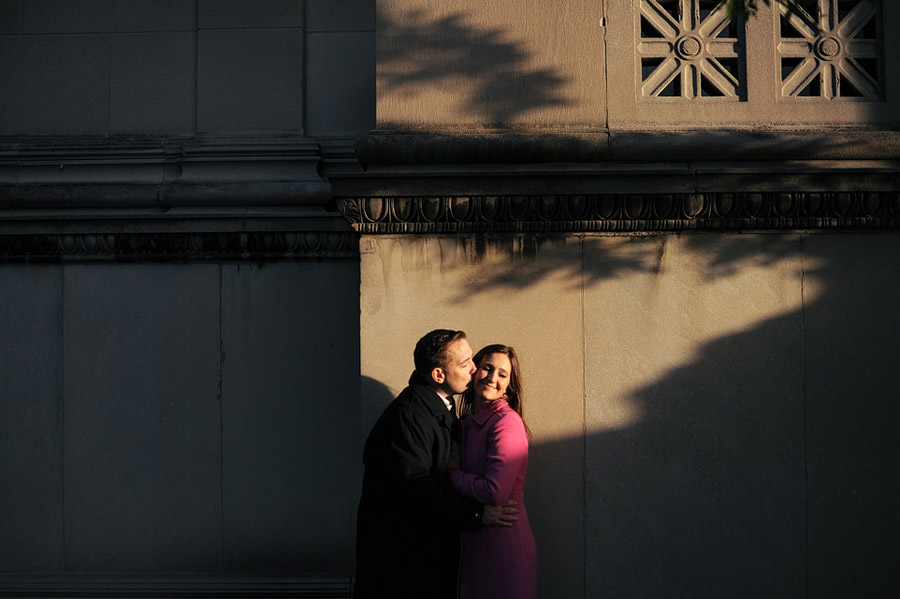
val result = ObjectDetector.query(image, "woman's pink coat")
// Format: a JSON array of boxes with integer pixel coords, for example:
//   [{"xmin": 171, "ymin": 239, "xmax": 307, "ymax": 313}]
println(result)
[{"xmin": 450, "ymin": 401, "xmax": 537, "ymax": 599}]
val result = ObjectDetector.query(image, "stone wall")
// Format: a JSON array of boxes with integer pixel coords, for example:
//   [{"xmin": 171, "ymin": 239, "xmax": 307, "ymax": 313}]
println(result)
[
  {"xmin": 357, "ymin": 228, "xmax": 900, "ymax": 598},
  {"xmin": 3, "ymin": 0, "xmax": 900, "ymax": 596},
  {"xmin": 0, "ymin": 0, "xmax": 372, "ymax": 596}
]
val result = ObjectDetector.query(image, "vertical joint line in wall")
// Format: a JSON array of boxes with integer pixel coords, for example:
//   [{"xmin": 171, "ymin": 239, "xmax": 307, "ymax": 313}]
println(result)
[
  {"xmin": 194, "ymin": 1, "xmax": 200, "ymax": 131},
  {"xmin": 217, "ymin": 264, "xmax": 225, "ymax": 568},
  {"xmin": 579, "ymin": 235, "xmax": 587, "ymax": 598},
  {"xmin": 106, "ymin": 36, "xmax": 112, "ymax": 131},
  {"xmin": 799, "ymin": 232, "xmax": 809, "ymax": 597},
  {"xmin": 60, "ymin": 267, "xmax": 67, "ymax": 571},
  {"xmin": 600, "ymin": 0, "xmax": 610, "ymax": 129},
  {"xmin": 301, "ymin": 0, "xmax": 309, "ymax": 135}
]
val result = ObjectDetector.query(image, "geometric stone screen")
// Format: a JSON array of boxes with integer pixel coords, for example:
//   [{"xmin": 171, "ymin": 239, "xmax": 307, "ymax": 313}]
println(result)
[
  {"xmin": 638, "ymin": 0, "xmax": 882, "ymax": 101},
  {"xmin": 778, "ymin": 0, "xmax": 882, "ymax": 99},
  {"xmin": 639, "ymin": 0, "xmax": 745, "ymax": 100}
]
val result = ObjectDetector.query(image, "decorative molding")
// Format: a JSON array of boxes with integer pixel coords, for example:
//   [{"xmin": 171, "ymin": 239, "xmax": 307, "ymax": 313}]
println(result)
[
  {"xmin": 0, "ymin": 134, "xmax": 338, "ymax": 209},
  {"xmin": 0, "ymin": 230, "xmax": 358, "ymax": 262},
  {"xmin": 0, "ymin": 575, "xmax": 352, "ymax": 598},
  {"xmin": 0, "ymin": 134, "xmax": 364, "ymax": 262},
  {"xmin": 335, "ymin": 194, "xmax": 900, "ymax": 233}
]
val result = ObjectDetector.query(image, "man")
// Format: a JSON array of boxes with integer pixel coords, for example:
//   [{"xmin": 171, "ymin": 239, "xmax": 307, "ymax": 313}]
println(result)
[{"xmin": 354, "ymin": 329, "xmax": 517, "ymax": 599}]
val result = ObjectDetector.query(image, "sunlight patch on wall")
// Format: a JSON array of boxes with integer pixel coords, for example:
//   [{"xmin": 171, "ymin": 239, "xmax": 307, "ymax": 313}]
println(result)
[{"xmin": 584, "ymin": 234, "xmax": 811, "ymax": 435}]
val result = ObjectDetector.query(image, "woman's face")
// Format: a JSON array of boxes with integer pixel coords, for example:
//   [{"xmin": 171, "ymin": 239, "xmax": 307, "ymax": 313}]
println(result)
[{"xmin": 473, "ymin": 352, "xmax": 512, "ymax": 402}]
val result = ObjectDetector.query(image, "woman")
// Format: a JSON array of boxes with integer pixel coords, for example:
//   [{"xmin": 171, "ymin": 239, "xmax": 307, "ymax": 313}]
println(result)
[{"xmin": 449, "ymin": 344, "xmax": 537, "ymax": 599}]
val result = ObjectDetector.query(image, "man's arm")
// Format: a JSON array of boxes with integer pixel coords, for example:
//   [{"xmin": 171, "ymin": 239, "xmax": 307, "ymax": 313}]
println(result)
[
  {"xmin": 378, "ymin": 407, "xmax": 484, "ymax": 530},
  {"xmin": 482, "ymin": 500, "xmax": 518, "ymax": 527}
]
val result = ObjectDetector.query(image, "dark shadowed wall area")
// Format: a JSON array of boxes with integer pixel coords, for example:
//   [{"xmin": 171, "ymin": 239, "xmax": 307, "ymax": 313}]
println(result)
[
  {"xmin": 3, "ymin": 0, "xmax": 900, "ymax": 598},
  {"xmin": 1, "ymin": 0, "xmax": 371, "ymax": 595}
]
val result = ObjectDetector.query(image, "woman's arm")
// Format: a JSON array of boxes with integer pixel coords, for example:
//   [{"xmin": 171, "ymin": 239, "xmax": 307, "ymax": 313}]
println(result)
[{"xmin": 450, "ymin": 411, "xmax": 528, "ymax": 505}]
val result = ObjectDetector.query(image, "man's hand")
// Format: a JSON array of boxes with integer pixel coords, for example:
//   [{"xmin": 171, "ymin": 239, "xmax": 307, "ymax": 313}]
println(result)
[{"xmin": 482, "ymin": 500, "xmax": 518, "ymax": 527}]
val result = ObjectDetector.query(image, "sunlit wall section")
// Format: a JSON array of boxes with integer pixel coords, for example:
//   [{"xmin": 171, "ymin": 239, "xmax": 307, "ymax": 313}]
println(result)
[
  {"xmin": 359, "ymin": 234, "xmax": 586, "ymax": 599},
  {"xmin": 583, "ymin": 233, "xmax": 808, "ymax": 597},
  {"xmin": 376, "ymin": 0, "xmax": 606, "ymax": 129}
]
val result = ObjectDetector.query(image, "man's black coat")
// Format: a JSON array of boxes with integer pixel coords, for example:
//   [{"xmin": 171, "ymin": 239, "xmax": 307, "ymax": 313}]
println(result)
[{"xmin": 354, "ymin": 371, "xmax": 482, "ymax": 599}]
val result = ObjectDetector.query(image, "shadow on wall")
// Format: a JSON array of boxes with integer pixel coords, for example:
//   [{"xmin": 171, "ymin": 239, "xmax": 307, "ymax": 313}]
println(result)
[
  {"xmin": 578, "ymin": 276, "xmax": 899, "ymax": 597},
  {"xmin": 440, "ymin": 234, "xmax": 806, "ymax": 303},
  {"xmin": 511, "ymin": 234, "xmax": 900, "ymax": 597},
  {"xmin": 360, "ymin": 233, "xmax": 900, "ymax": 598},
  {"xmin": 377, "ymin": 5, "xmax": 571, "ymax": 126}
]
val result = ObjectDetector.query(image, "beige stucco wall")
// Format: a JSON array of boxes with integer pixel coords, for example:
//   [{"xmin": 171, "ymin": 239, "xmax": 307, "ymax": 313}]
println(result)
[
  {"xmin": 378, "ymin": 0, "xmax": 900, "ymax": 130},
  {"xmin": 377, "ymin": 0, "xmax": 606, "ymax": 129},
  {"xmin": 359, "ymin": 231, "xmax": 900, "ymax": 598}
]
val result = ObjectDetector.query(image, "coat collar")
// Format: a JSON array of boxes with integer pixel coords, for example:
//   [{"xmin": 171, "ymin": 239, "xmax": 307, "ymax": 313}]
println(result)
[
  {"xmin": 408, "ymin": 370, "xmax": 455, "ymax": 420},
  {"xmin": 470, "ymin": 399, "xmax": 508, "ymax": 426}
]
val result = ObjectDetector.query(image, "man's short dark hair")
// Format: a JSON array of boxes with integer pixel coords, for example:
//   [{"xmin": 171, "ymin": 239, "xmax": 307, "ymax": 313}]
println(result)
[{"xmin": 414, "ymin": 329, "xmax": 467, "ymax": 374}]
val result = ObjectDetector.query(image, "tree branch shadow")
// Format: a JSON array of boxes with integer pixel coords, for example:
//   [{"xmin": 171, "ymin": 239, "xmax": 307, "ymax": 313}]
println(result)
[{"xmin": 378, "ymin": 6, "xmax": 571, "ymax": 126}]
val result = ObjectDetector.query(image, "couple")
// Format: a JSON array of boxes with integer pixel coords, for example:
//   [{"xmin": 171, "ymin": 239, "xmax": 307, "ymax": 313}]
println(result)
[{"xmin": 355, "ymin": 329, "xmax": 537, "ymax": 599}]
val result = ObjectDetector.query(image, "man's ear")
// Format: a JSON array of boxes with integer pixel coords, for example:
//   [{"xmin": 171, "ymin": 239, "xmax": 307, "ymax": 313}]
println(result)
[{"xmin": 431, "ymin": 367, "xmax": 446, "ymax": 385}]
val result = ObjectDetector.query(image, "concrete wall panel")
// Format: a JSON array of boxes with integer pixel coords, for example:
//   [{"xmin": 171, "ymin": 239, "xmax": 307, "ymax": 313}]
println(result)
[
  {"xmin": 583, "ymin": 234, "xmax": 806, "ymax": 597},
  {"xmin": 306, "ymin": 31, "xmax": 376, "ymax": 137},
  {"xmin": 804, "ymin": 234, "xmax": 900, "ymax": 598},
  {"xmin": 110, "ymin": 32, "xmax": 196, "ymax": 134},
  {"xmin": 199, "ymin": 0, "xmax": 303, "ymax": 29},
  {"xmin": 0, "ymin": 35, "xmax": 109, "ymax": 135},
  {"xmin": 0, "ymin": 266, "xmax": 64, "ymax": 571},
  {"xmin": 198, "ymin": 28, "xmax": 304, "ymax": 133},
  {"xmin": 63, "ymin": 264, "xmax": 222, "ymax": 572},
  {"xmin": 221, "ymin": 261, "xmax": 359, "ymax": 573},
  {"xmin": 0, "ymin": 2, "xmax": 24, "ymax": 34},
  {"xmin": 23, "ymin": 0, "xmax": 194, "ymax": 33},
  {"xmin": 308, "ymin": 0, "xmax": 375, "ymax": 32}
]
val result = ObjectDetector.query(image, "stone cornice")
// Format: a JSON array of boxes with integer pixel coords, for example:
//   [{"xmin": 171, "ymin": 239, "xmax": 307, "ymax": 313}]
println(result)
[
  {"xmin": 335, "ymin": 195, "xmax": 900, "ymax": 233},
  {"xmin": 335, "ymin": 129, "xmax": 900, "ymax": 233},
  {"xmin": 355, "ymin": 129, "xmax": 900, "ymax": 165},
  {"xmin": 0, "ymin": 135, "xmax": 361, "ymax": 261},
  {"xmin": 0, "ymin": 134, "xmax": 333, "ymax": 209}
]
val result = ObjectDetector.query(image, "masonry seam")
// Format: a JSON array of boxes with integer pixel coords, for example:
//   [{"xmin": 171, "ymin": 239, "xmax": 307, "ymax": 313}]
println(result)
[
  {"xmin": 799, "ymin": 231, "xmax": 809, "ymax": 598},
  {"xmin": 60, "ymin": 266, "xmax": 67, "ymax": 571},
  {"xmin": 218, "ymin": 264, "xmax": 226, "ymax": 569},
  {"xmin": 580, "ymin": 234, "xmax": 588, "ymax": 599}
]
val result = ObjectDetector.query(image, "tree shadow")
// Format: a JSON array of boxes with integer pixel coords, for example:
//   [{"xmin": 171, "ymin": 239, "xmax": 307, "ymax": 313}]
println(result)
[
  {"xmin": 530, "ymin": 232, "xmax": 899, "ymax": 598},
  {"xmin": 444, "ymin": 235, "xmax": 660, "ymax": 304},
  {"xmin": 377, "ymin": 6, "xmax": 571, "ymax": 126},
  {"xmin": 363, "ymin": 231, "xmax": 900, "ymax": 597}
]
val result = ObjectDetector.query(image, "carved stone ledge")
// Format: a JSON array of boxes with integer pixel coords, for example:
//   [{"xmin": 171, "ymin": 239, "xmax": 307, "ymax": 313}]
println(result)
[
  {"xmin": 0, "ymin": 134, "xmax": 335, "ymax": 209},
  {"xmin": 0, "ymin": 230, "xmax": 358, "ymax": 262},
  {"xmin": 354, "ymin": 129, "xmax": 900, "ymax": 165},
  {"xmin": 335, "ymin": 194, "xmax": 900, "ymax": 234}
]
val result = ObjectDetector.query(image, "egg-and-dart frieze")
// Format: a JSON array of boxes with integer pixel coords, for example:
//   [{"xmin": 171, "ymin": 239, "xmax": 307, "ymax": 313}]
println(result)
[{"xmin": 336, "ymin": 194, "xmax": 900, "ymax": 233}]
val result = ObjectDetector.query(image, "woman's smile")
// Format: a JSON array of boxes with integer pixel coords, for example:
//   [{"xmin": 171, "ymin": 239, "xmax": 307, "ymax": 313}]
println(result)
[{"xmin": 472, "ymin": 352, "xmax": 512, "ymax": 402}]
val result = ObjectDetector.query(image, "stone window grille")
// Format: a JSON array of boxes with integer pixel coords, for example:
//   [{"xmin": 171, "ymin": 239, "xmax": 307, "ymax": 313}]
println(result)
[
  {"xmin": 778, "ymin": 0, "xmax": 882, "ymax": 99},
  {"xmin": 637, "ymin": 0, "xmax": 882, "ymax": 101}
]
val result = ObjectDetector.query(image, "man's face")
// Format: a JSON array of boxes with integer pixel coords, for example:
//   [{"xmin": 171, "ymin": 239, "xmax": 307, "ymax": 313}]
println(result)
[{"xmin": 437, "ymin": 337, "xmax": 476, "ymax": 395}]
